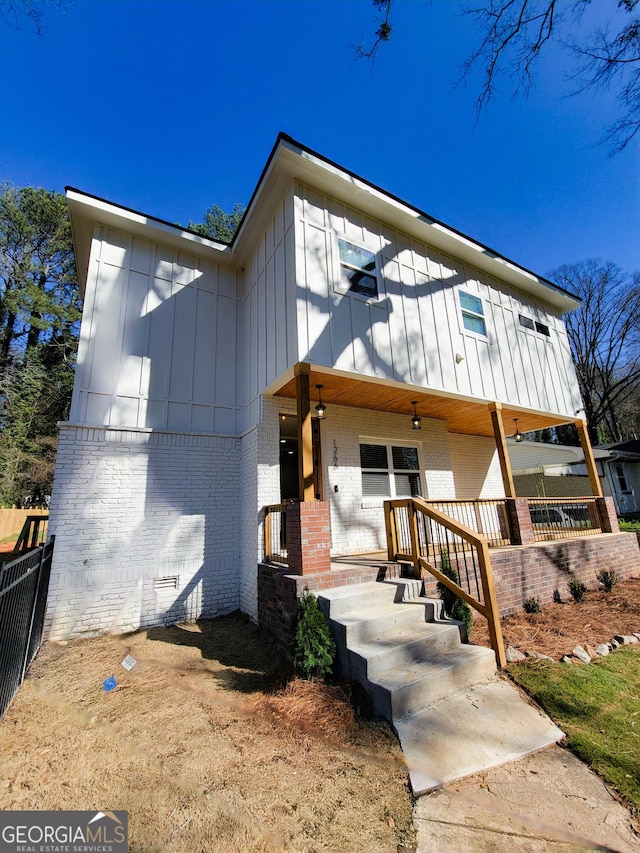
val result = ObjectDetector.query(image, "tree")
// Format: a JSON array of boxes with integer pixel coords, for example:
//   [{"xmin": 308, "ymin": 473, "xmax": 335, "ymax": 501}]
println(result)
[
  {"xmin": 552, "ymin": 259, "xmax": 640, "ymax": 444},
  {"xmin": 188, "ymin": 202, "xmax": 245, "ymax": 243},
  {"xmin": 358, "ymin": 0, "xmax": 640, "ymax": 152},
  {"xmin": 0, "ymin": 0, "xmax": 68, "ymax": 34},
  {"xmin": 0, "ymin": 184, "xmax": 79, "ymax": 504}
]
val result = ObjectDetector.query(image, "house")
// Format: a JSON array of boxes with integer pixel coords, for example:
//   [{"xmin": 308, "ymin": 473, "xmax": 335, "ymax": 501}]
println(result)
[
  {"xmin": 598, "ymin": 439, "xmax": 640, "ymax": 517},
  {"xmin": 46, "ymin": 133, "xmax": 639, "ymax": 644}
]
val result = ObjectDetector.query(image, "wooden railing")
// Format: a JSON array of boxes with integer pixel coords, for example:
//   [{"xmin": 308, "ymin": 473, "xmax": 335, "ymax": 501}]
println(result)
[
  {"xmin": 8, "ymin": 515, "xmax": 49, "ymax": 559},
  {"xmin": 384, "ymin": 498, "xmax": 506, "ymax": 668},
  {"xmin": 263, "ymin": 503, "xmax": 289, "ymax": 565}
]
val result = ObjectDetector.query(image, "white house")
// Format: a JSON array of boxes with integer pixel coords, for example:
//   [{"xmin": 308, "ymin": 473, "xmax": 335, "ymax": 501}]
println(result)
[{"xmin": 47, "ymin": 133, "xmax": 617, "ymax": 640}]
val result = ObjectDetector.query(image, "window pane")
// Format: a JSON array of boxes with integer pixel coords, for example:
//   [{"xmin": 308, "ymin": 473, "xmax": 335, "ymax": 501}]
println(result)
[
  {"xmin": 535, "ymin": 321, "xmax": 550, "ymax": 337},
  {"xmin": 394, "ymin": 473, "xmax": 421, "ymax": 497},
  {"xmin": 392, "ymin": 446, "xmax": 419, "ymax": 470},
  {"xmin": 360, "ymin": 444, "xmax": 388, "ymax": 469},
  {"xmin": 459, "ymin": 291, "xmax": 483, "ymax": 315},
  {"xmin": 362, "ymin": 471, "xmax": 390, "ymax": 497},
  {"xmin": 519, "ymin": 314, "xmax": 535, "ymax": 330},
  {"xmin": 338, "ymin": 238, "xmax": 376, "ymax": 271},
  {"xmin": 462, "ymin": 312, "xmax": 487, "ymax": 335},
  {"xmin": 341, "ymin": 265, "xmax": 378, "ymax": 297}
]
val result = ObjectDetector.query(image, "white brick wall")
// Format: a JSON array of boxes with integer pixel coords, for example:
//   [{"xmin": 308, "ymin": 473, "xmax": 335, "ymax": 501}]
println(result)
[{"xmin": 47, "ymin": 424, "xmax": 242, "ymax": 639}]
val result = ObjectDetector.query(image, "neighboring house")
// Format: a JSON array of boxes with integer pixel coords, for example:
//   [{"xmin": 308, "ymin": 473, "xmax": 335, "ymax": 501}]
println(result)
[
  {"xmin": 508, "ymin": 439, "xmax": 612, "ymax": 500},
  {"xmin": 47, "ymin": 134, "xmax": 610, "ymax": 639},
  {"xmin": 509, "ymin": 438, "xmax": 640, "ymax": 517}
]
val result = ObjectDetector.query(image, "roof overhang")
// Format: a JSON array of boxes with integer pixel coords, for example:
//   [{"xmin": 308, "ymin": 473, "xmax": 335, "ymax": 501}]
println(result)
[{"xmin": 269, "ymin": 366, "xmax": 576, "ymax": 438}]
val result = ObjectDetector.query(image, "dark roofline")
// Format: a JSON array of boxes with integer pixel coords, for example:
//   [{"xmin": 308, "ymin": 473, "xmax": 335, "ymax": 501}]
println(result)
[
  {"xmin": 64, "ymin": 186, "xmax": 233, "ymax": 246},
  {"xmin": 67, "ymin": 133, "xmax": 580, "ymax": 306}
]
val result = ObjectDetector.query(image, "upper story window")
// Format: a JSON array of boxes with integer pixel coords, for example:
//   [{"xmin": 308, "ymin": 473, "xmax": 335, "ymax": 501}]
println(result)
[
  {"xmin": 519, "ymin": 314, "xmax": 551, "ymax": 337},
  {"xmin": 459, "ymin": 291, "xmax": 486, "ymax": 336},
  {"xmin": 360, "ymin": 442, "xmax": 421, "ymax": 498},
  {"xmin": 338, "ymin": 238, "xmax": 378, "ymax": 298}
]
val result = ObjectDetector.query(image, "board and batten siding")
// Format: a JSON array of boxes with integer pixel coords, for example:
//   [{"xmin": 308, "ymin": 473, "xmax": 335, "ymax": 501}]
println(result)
[
  {"xmin": 238, "ymin": 187, "xmax": 297, "ymax": 432},
  {"xmin": 294, "ymin": 181, "xmax": 582, "ymax": 419},
  {"xmin": 70, "ymin": 225, "xmax": 240, "ymax": 434}
]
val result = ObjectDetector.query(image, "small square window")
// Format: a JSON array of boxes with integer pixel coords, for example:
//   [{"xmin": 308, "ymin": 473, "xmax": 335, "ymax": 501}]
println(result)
[
  {"xmin": 535, "ymin": 321, "xmax": 550, "ymax": 337},
  {"xmin": 519, "ymin": 314, "xmax": 535, "ymax": 331},
  {"xmin": 459, "ymin": 290, "xmax": 486, "ymax": 336},
  {"xmin": 338, "ymin": 238, "xmax": 378, "ymax": 298}
]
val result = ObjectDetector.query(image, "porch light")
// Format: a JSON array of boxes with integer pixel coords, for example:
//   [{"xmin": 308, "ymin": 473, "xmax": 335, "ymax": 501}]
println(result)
[
  {"xmin": 411, "ymin": 401, "xmax": 422, "ymax": 430},
  {"xmin": 315, "ymin": 384, "xmax": 327, "ymax": 419},
  {"xmin": 513, "ymin": 418, "xmax": 523, "ymax": 442}
]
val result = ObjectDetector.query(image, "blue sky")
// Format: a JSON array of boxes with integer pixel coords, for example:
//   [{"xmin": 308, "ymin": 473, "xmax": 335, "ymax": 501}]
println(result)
[{"xmin": 1, "ymin": 0, "xmax": 638, "ymax": 279}]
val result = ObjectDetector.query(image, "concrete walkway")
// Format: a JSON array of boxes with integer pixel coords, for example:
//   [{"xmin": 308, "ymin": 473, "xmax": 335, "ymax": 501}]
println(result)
[{"xmin": 414, "ymin": 745, "xmax": 639, "ymax": 852}]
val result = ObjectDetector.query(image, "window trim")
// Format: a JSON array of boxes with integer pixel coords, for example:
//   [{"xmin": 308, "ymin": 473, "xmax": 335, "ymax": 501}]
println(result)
[
  {"xmin": 335, "ymin": 236, "xmax": 379, "ymax": 301},
  {"xmin": 458, "ymin": 289, "xmax": 487, "ymax": 338}
]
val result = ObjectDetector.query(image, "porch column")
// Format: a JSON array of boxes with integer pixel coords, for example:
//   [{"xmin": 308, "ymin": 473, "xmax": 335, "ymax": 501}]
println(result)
[
  {"xmin": 489, "ymin": 402, "xmax": 515, "ymax": 498},
  {"xmin": 575, "ymin": 419, "xmax": 603, "ymax": 497},
  {"xmin": 294, "ymin": 362, "xmax": 315, "ymax": 502}
]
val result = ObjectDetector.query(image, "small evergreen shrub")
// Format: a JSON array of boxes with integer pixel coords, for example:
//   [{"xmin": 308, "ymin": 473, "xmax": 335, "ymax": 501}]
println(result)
[
  {"xmin": 293, "ymin": 590, "xmax": 336, "ymax": 680},
  {"xmin": 523, "ymin": 597, "xmax": 541, "ymax": 614},
  {"xmin": 568, "ymin": 577, "xmax": 587, "ymax": 603},
  {"xmin": 597, "ymin": 569, "xmax": 617, "ymax": 592},
  {"xmin": 436, "ymin": 548, "xmax": 473, "ymax": 637},
  {"xmin": 553, "ymin": 589, "xmax": 563, "ymax": 604}
]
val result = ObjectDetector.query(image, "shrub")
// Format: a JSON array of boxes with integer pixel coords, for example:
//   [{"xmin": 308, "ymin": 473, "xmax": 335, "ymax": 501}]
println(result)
[
  {"xmin": 293, "ymin": 590, "xmax": 335, "ymax": 680},
  {"xmin": 436, "ymin": 548, "xmax": 473, "ymax": 637},
  {"xmin": 553, "ymin": 589, "xmax": 562, "ymax": 604},
  {"xmin": 597, "ymin": 568, "xmax": 617, "ymax": 592},
  {"xmin": 568, "ymin": 577, "xmax": 587, "ymax": 603},
  {"xmin": 523, "ymin": 597, "xmax": 541, "ymax": 614}
]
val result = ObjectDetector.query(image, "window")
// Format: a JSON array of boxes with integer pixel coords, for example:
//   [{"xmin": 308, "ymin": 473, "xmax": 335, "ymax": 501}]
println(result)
[
  {"xmin": 360, "ymin": 443, "xmax": 421, "ymax": 498},
  {"xmin": 615, "ymin": 463, "xmax": 630, "ymax": 494},
  {"xmin": 519, "ymin": 313, "xmax": 551, "ymax": 337},
  {"xmin": 459, "ymin": 291, "xmax": 486, "ymax": 336},
  {"xmin": 338, "ymin": 238, "xmax": 378, "ymax": 298}
]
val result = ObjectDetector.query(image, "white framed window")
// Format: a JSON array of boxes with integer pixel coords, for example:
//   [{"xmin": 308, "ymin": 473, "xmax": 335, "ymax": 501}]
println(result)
[
  {"xmin": 360, "ymin": 442, "xmax": 422, "ymax": 498},
  {"xmin": 459, "ymin": 290, "xmax": 487, "ymax": 336},
  {"xmin": 337, "ymin": 237, "xmax": 378, "ymax": 299}
]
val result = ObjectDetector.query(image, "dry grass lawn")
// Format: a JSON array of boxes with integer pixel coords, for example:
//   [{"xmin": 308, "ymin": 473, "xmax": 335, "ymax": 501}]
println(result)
[{"xmin": 0, "ymin": 614, "xmax": 415, "ymax": 853}]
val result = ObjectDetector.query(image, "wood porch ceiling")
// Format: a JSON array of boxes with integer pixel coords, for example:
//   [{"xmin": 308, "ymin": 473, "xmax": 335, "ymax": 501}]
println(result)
[{"xmin": 274, "ymin": 371, "xmax": 571, "ymax": 437}]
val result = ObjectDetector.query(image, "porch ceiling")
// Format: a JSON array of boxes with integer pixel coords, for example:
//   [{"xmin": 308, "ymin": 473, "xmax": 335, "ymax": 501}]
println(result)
[{"xmin": 274, "ymin": 370, "xmax": 571, "ymax": 437}]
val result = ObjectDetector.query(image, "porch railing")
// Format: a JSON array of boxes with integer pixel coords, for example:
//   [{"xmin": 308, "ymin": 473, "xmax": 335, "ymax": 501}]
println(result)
[
  {"xmin": 527, "ymin": 497, "xmax": 604, "ymax": 541},
  {"xmin": 424, "ymin": 499, "xmax": 511, "ymax": 547},
  {"xmin": 384, "ymin": 498, "xmax": 506, "ymax": 668},
  {"xmin": 2, "ymin": 515, "xmax": 49, "ymax": 563},
  {"xmin": 263, "ymin": 503, "xmax": 289, "ymax": 565}
]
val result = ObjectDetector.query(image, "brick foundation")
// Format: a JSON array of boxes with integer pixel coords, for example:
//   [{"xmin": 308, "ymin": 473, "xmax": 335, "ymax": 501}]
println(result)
[
  {"xmin": 490, "ymin": 531, "xmax": 640, "ymax": 615},
  {"xmin": 286, "ymin": 501, "xmax": 331, "ymax": 575}
]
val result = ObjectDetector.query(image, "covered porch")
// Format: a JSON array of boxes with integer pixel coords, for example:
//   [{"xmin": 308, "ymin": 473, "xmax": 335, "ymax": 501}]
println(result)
[{"xmin": 259, "ymin": 362, "xmax": 626, "ymax": 667}]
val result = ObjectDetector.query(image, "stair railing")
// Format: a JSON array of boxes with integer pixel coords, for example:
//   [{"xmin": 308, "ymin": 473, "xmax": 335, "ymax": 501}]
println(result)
[
  {"xmin": 384, "ymin": 498, "xmax": 506, "ymax": 668},
  {"xmin": 11, "ymin": 515, "xmax": 49, "ymax": 558}
]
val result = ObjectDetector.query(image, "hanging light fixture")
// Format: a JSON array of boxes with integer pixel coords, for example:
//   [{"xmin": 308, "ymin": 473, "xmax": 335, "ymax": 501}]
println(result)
[
  {"xmin": 315, "ymin": 384, "xmax": 326, "ymax": 419},
  {"xmin": 513, "ymin": 418, "xmax": 523, "ymax": 442},
  {"xmin": 411, "ymin": 401, "xmax": 422, "ymax": 430}
]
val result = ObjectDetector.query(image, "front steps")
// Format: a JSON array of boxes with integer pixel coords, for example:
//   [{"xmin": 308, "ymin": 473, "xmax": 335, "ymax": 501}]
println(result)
[{"xmin": 317, "ymin": 579, "xmax": 563, "ymax": 795}]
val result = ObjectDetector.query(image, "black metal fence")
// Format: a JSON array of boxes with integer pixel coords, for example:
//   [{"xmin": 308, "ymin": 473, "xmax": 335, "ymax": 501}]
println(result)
[{"xmin": 0, "ymin": 538, "xmax": 54, "ymax": 718}]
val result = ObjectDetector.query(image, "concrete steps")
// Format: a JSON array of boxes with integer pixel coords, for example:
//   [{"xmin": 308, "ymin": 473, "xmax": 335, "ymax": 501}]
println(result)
[{"xmin": 318, "ymin": 579, "xmax": 563, "ymax": 795}]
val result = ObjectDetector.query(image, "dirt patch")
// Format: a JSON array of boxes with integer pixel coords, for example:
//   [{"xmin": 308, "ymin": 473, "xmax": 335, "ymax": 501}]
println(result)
[
  {"xmin": 471, "ymin": 577, "xmax": 640, "ymax": 659},
  {"xmin": 0, "ymin": 613, "xmax": 415, "ymax": 852}
]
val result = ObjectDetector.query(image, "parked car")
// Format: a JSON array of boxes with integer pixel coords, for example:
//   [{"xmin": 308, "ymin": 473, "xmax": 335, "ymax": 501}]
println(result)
[{"xmin": 529, "ymin": 505, "xmax": 587, "ymax": 528}]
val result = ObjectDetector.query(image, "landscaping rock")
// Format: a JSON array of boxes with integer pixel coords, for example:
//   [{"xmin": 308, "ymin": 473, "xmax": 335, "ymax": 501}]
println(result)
[
  {"xmin": 528, "ymin": 651, "xmax": 555, "ymax": 661},
  {"xmin": 595, "ymin": 644, "xmax": 610, "ymax": 657},
  {"xmin": 610, "ymin": 638, "xmax": 620, "ymax": 649},
  {"xmin": 572, "ymin": 645, "xmax": 591, "ymax": 663},
  {"xmin": 613, "ymin": 634, "xmax": 638, "ymax": 645},
  {"xmin": 561, "ymin": 656, "xmax": 574, "ymax": 664},
  {"xmin": 506, "ymin": 646, "xmax": 526, "ymax": 663}
]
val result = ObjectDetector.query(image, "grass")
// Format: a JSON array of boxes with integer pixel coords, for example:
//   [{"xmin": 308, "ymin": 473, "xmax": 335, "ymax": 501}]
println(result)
[{"xmin": 510, "ymin": 647, "xmax": 640, "ymax": 811}]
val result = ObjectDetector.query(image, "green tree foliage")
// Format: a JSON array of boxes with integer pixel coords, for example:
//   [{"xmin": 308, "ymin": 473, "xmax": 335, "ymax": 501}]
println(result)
[
  {"xmin": 293, "ymin": 590, "xmax": 336, "ymax": 679},
  {"xmin": 0, "ymin": 184, "xmax": 79, "ymax": 504},
  {"xmin": 358, "ymin": 0, "xmax": 640, "ymax": 152},
  {"xmin": 188, "ymin": 202, "xmax": 245, "ymax": 244}
]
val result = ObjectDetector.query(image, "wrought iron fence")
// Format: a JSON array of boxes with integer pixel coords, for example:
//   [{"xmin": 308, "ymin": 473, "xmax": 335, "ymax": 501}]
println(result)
[
  {"xmin": 527, "ymin": 498, "xmax": 603, "ymax": 541},
  {"xmin": 0, "ymin": 538, "xmax": 54, "ymax": 718}
]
